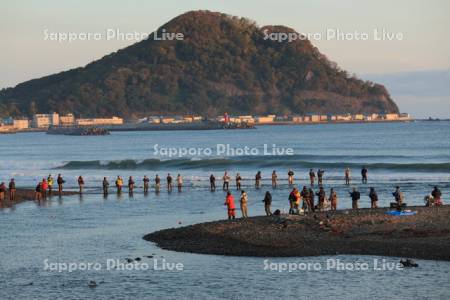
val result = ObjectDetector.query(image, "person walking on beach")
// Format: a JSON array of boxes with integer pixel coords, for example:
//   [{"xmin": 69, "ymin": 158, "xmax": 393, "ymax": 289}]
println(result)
[
  {"xmin": 167, "ymin": 173, "xmax": 173, "ymax": 192},
  {"xmin": 329, "ymin": 188, "xmax": 338, "ymax": 211},
  {"xmin": 115, "ymin": 176, "xmax": 123, "ymax": 194},
  {"xmin": 236, "ymin": 173, "xmax": 242, "ymax": 190},
  {"xmin": 77, "ymin": 176, "xmax": 84, "ymax": 194},
  {"xmin": 177, "ymin": 174, "xmax": 183, "ymax": 192},
  {"xmin": 222, "ymin": 172, "xmax": 230, "ymax": 190},
  {"xmin": 288, "ymin": 169, "xmax": 294, "ymax": 185},
  {"xmin": 128, "ymin": 176, "xmax": 135, "ymax": 195},
  {"xmin": 155, "ymin": 174, "xmax": 161, "ymax": 192},
  {"xmin": 240, "ymin": 190, "xmax": 248, "ymax": 218},
  {"xmin": 57, "ymin": 174, "xmax": 65, "ymax": 196},
  {"xmin": 272, "ymin": 170, "xmax": 278, "ymax": 188},
  {"xmin": 369, "ymin": 187, "xmax": 378, "ymax": 208},
  {"xmin": 0, "ymin": 182, "xmax": 6, "ymax": 202},
  {"xmin": 41, "ymin": 178, "xmax": 48, "ymax": 199},
  {"xmin": 263, "ymin": 191, "xmax": 272, "ymax": 216},
  {"xmin": 361, "ymin": 166, "xmax": 368, "ymax": 184},
  {"xmin": 8, "ymin": 179, "xmax": 16, "ymax": 201},
  {"xmin": 345, "ymin": 167, "xmax": 351, "ymax": 185},
  {"xmin": 47, "ymin": 175, "xmax": 53, "ymax": 195},
  {"xmin": 317, "ymin": 169, "xmax": 325, "ymax": 186},
  {"xmin": 316, "ymin": 186, "xmax": 326, "ymax": 210},
  {"xmin": 102, "ymin": 177, "xmax": 109, "ymax": 196},
  {"xmin": 224, "ymin": 191, "xmax": 236, "ymax": 220},
  {"xmin": 349, "ymin": 187, "xmax": 360, "ymax": 209},
  {"xmin": 143, "ymin": 175, "xmax": 150, "ymax": 193},
  {"xmin": 309, "ymin": 169, "xmax": 315, "ymax": 186},
  {"xmin": 209, "ymin": 174, "xmax": 216, "ymax": 191},
  {"xmin": 431, "ymin": 186, "xmax": 443, "ymax": 206},
  {"xmin": 255, "ymin": 171, "xmax": 262, "ymax": 189}
]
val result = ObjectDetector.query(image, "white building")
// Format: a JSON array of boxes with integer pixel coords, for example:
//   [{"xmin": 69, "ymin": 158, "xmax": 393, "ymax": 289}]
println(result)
[{"xmin": 32, "ymin": 113, "xmax": 59, "ymax": 128}]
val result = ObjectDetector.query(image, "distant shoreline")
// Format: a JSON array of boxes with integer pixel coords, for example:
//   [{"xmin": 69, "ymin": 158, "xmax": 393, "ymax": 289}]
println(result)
[{"xmin": 144, "ymin": 206, "xmax": 450, "ymax": 261}]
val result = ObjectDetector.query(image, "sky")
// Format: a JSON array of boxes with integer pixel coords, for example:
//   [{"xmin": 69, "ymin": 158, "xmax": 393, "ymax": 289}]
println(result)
[{"xmin": 1, "ymin": 0, "xmax": 450, "ymax": 117}]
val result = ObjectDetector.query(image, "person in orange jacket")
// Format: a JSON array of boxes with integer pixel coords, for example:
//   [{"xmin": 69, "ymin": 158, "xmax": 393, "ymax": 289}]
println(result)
[{"xmin": 224, "ymin": 191, "xmax": 236, "ymax": 220}]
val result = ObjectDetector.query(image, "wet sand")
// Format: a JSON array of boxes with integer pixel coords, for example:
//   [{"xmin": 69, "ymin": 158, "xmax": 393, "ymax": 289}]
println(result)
[
  {"xmin": 144, "ymin": 206, "xmax": 450, "ymax": 261},
  {"xmin": 0, "ymin": 188, "xmax": 78, "ymax": 206}
]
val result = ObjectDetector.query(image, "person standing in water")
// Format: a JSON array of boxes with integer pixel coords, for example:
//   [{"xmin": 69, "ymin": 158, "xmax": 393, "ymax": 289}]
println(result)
[
  {"xmin": 143, "ymin": 175, "xmax": 150, "ymax": 193},
  {"xmin": 57, "ymin": 174, "xmax": 65, "ymax": 196},
  {"xmin": 177, "ymin": 174, "xmax": 183, "ymax": 192},
  {"xmin": 271, "ymin": 170, "xmax": 278, "ymax": 188},
  {"xmin": 8, "ymin": 178, "xmax": 16, "ymax": 202},
  {"xmin": 47, "ymin": 175, "xmax": 53, "ymax": 195},
  {"xmin": 222, "ymin": 172, "xmax": 230, "ymax": 190},
  {"xmin": 209, "ymin": 174, "xmax": 216, "ymax": 191},
  {"xmin": 0, "ymin": 182, "xmax": 6, "ymax": 202},
  {"xmin": 287, "ymin": 169, "xmax": 294, "ymax": 185},
  {"xmin": 235, "ymin": 173, "xmax": 242, "ymax": 190},
  {"xmin": 102, "ymin": 177, "xmax": 109, "ymax": 196},
  {"xmin": 166, "ymin": 173, "xmax": 173, "ymax": 192},
  {"xmin": 345, "ymin": 167, "xmax": 351, "ymax": 185},
  {"xmin": 240, "ymin": 190, "xmax": 248, "ymax": 218},
  {"xmin": 128, "ymin": 176, "xmax": 135, "ymax": 195},
  {"xmin": 329, "ymin": 188, "xmax": 338, "ymax": 211},
  {"xmin": 41, "ymin": 178, "xmax": 48, "ymax": 199},
  {"xmin": 155, "ymin": 174, "xmax": 161, "ymax": 193},
  {"xmin": 224, "ymin": 191, "xmax": 236, "ymax": 220},
  {"xmin": 317, "ymin": 169, "xmax": 325, "ymax": 186},
  {"xmin": 361, "ymin": 166, "xmax": 368, "ymax": 184},
  {"xmin": 255, "ymin": 171, "xmax": 262, "ymax": 189},
  {"xmin": 309, "ymin": 169, "xmax": 315, "ymax": 186},
  {"xmin": 349, "ymin": 187, "xmax": 360, "ymax": 209},
  {"xmin": 369, "ymin": 187, "xmax": 378, "ymax": 208},
  {"xmin": 263, "ymin": 191, "xmax": 272, "ymax": 216},
  {"xmin": 115, "ymin": 176, "xmax": 123, "ymax": 194},
  {"xmin": 77, "ymin": 176, "xmax": 84, "ymax": 194}
]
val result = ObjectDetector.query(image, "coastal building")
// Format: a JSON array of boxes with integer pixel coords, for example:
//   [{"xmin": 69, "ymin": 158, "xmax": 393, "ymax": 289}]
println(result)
[
  {"xmin": 32, "ymin": 113, "xmax": 59, "ymax": 128},
  {"xmin": 147, "ymin": 116, "xmax": 161, "ymax": 124},
  {"xmin": 238, "ymin": 115, "xmax": 255, "ymax": 123},
  {"xmin": 161, "ymin": 117, "xmax": 175, "ymax": 124},
  {"xmin": 310, "ymin": 115, "xmax": 320, "ymax": 122},
  {"xmin": 291, "ymin": 116, "xmax": 303, "ymax": 123},
  {"xmin": 256, "ymin": 115, "xmax": 275, "ymax": 124},
  {"xmin": 353, "ymin": 114, "xmax": 365, "ymax": 121},
  {"xmin": 75, "ymin": 116, "xmax": 123, "ymax": 126},
  {"xmin": 13, "ymin": 119, "xmax": 29, "ymax": 129},
  {"xmin": 383, "ymin": 113, "xmax": 400, "ymax": 120},
  {"xmin": 59, "ymin": 113, "xmax": 75, "ymax": 126}
]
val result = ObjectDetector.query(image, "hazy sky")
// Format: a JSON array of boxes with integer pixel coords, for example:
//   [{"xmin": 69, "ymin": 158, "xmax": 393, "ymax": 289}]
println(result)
[{"xmin": 1, "ymin": 0, "xmax": 449, "ymax": 117}]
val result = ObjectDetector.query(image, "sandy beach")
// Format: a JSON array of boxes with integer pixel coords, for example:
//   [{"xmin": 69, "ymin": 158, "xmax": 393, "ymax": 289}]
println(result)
[{"xmin": 145, "ymin": 205, "xmax": 450, "ymax": 261}]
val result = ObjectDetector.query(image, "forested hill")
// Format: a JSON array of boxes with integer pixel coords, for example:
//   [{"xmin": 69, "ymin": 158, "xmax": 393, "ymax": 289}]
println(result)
[{"xmin": 0, "ymin": 10, "xmax": 399, "ymax": 118}]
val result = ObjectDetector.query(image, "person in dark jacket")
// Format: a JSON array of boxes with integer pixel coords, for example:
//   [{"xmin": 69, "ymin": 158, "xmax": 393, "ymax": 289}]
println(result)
[
  {"xmin": 431, "ymin": 186, "xmax": 442, "ymax": 205},
  {"xmin": 309, "ymin": 169, "xmax": 315, "ymax": 185},
  {"xmin": 166, "ymin": 173, "xmax": 173, "ymax": 192},
  {"xmin": 209, "ymin": 174, "xmax": 216, "ymax": 191},
  {"xmin": 143, "ymin": 175, "xmax": 150, "ymax": 193},
  {"xmin": 262, "ymin": 191, "xmax": 272, "ymax": 216},
  {"xmin": 8, "ymin": 178, "xmax": 16, "ymax": 201},
  {"xmin": 255, "ymin": 171, "xmax": 262, "ymax": 188},
  {"xmin": 77, "ymin": 176, "xmax": 84, "ymax": 194},
  {"xmin": 57, "ymin": 174, "xmax": 65, "ymax": 196},
  {"xmin": 128, "ymin": 176, "xmax": 135, "ymax": 195},
  {"xmin": 102, "ymin": 177, "xmax": 109, "ymax": 196},
  {"xmin": 316, "ymin": 186, "xmax": 326, "ymax": 210},
  {"xmin": 349, "ymin": 188, "xmax": 360, "ymax": 209},
  {"xmin": 361, "ymin": 167, "xmax": 368, "ymax": 184},
  {"xmin": 301, "ymin": 186, "xmax": 313, "ymax": 212},
  {"xmin": 317, "ymin": 169, "xmax": 325, "ymax": 186},
  {"xmin": 309, "ymin": 188, "xmax": 315, "ymax": 211},
  {"xmin": 369, "ymin": 187, "xmax": 378, "ymax": 208}
]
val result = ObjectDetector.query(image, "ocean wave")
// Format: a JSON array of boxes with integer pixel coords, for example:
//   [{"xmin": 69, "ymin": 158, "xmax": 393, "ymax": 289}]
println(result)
[{"xmin": 57, "ymin": 156, "xmax": 450, "ymax": 172}]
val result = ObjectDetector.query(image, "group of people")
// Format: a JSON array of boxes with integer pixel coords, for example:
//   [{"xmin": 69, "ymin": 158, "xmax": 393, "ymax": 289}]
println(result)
[
  {"xmin": 0, "ymin": 179, "xmax": 16, "ymax": 201},
  {"xmin": 33, "ymin": 174, "xmax": 66, "ymax": 200}
]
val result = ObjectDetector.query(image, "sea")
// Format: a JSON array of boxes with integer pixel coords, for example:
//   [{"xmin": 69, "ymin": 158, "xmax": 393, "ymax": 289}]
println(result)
[{"xmin": 0, "ymin": 121, "xmax": 449, "ymax": 299}]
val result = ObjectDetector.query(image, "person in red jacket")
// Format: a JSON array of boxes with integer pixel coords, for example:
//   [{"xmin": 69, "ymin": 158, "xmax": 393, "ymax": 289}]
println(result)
[
  {"xmin": 224, "ymin": 191, "xmax": 236, "ymax": 220},
  {"xmin": 41, "ymin": 178, "xmax": 49, "ymax": 199}
]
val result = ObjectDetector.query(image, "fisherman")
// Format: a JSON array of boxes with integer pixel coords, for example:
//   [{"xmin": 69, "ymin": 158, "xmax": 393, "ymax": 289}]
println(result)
[
  {"xmin": 309, "ymin": 187, "xmax": 315, "ymax": 211},
  {"xmin": 167, "ymin": 173, "xmax": 173, "ymax": 192},
  {"xmin": 361, "ymin": 166, "xmax": 368, "ymax": 184},
  {"xmin": 345, "ymin": 167, "xmax": 351, "ymax": 185},
  {"xmin": 115, "ymin": 176, "xmax": 123, "ymax": 194},
  {"xmin": 329, "ymin": 188, "xmax": 338, "ymax": 211},
  {"xmin": 78, "ymin": 176, "xmax": 84, "ymax": 194},
  {"xmin": 287, "ymin": 169, "xmax": 294, "ymax": 185},
  {"xmin": 41, "ymin": 178, "xmax": 48, "ymax": 199},
  {"xmin": 301, "ymin": 186, "xmax": 313, "ymax": 212},
  {"xmin": 236, "ymin": 173, "xmax": 242, "ymax": 190},
  {"xmin": 177, "ymin": 174, "xmax": 183, "ymax": 192},
  {"xmin": 143, "ymin": 175, "xmax": 150, "ymax": 193},
  {"xmin": 128, "ymin": 176, "xmax": 135, "ymax": 194},
  {"xmin": 288, "ymin": 187, "xmax": 300, "ymax": 214},
  {"xmin": 155, "ymin": 174, "xmax": 161, "ymax": 192},
  {"xmin": 209, "ymin": 174, "xmax": 216, "ymax": 191},
  {"xmin": 47, "ymin": 174, "xmax": 53, "ymax": 195},
  {"xmin": 255, "ymin": 171, "xmax": 262, "ymax": 188},
  {"xmin": 369, "ymin": 187, "xmax": 378, "ymax": 208},
  {"xmin": 431, "ymin": 186, "xmax": 443, "ymax": 206},
  {"xmin": 102, "ymin": 177, "xmax": 109, "ymax": 195},
  {"xmin": 222, "ymin": 172, "xmax": 230, "ymax": 190},
  {"xmin": 316, "ymin": 186, "xmax": 326, "ymax": 210},
  {"xmin": 8, "ymin": 178, "xmax": 16, "ymax": 201},
  {"xmin": 57, "ymin": 174, "xmax": 65, "ymax": 196},
  {"xmin": 309, "ymin": 169, "xmax": 316, "ymax": 185},
  {"xmin": 263, "ymin": 191, "xmax": 272, "ymax": 216},
  {"xmin": 392, "ymin": 186, "xmax": 404, "ymax": 207},
  {"xmin": 0, "ymin": 182, "xmax": 6, "ymax": 201},
  {"xmin": 349, "ymin": 187, "xmax": 360, "ymax": 209},
  {"xmin": 224, "ymin": 191, "xmax": 236, "ymax": 220},
  {"xmin": 271, "ymin": 170, "xmax": 277, "ymax": 188},
  {"xmin": 35, "ymin": 182, "xmax": 42, "ymax": 201},
  {"xmin": 317, "ymin": 169, "xmax": 325, "ymax": 186},
  {"xmin": 240, "ymin": 190, "xmax": 248, "ymax": 218}
]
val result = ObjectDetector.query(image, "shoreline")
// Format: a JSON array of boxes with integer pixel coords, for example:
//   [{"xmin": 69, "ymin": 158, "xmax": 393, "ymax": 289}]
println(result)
[
  {"xmin": 0, "ymin": 188, "xmax": 79, "ymax": 206},
  {"xmin": 144, "ymin": 205, "xmax": 450, "ymax": 261}
]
